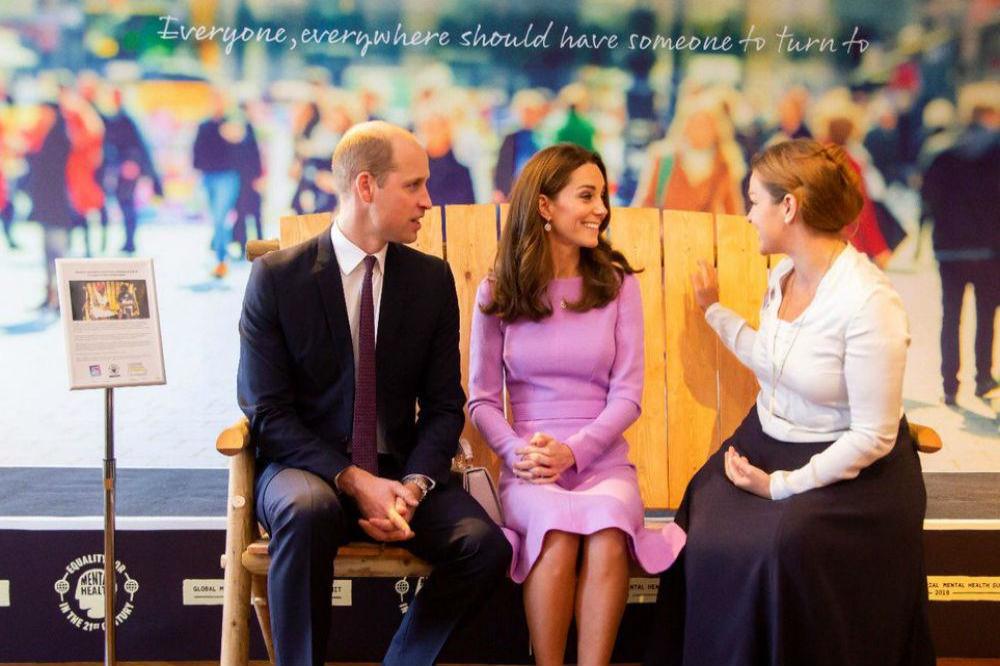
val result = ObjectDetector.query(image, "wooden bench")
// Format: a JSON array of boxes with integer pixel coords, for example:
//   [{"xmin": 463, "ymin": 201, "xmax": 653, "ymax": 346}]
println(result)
[{"xmin": 218, "ymin": 205, "xmax": 941, "ymax": 664}]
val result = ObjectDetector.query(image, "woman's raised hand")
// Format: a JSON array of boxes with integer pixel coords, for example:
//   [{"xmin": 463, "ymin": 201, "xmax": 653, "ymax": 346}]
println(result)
[{"xmin": 691, "ymin": 259, "xmax": 720, "ymax": 312}]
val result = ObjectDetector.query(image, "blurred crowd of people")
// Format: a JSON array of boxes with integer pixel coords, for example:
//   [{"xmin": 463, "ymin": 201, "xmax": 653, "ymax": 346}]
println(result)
[
  {"xmin": 1, "ymin": 71, "xmax": 163, "ymax": 308},
  {"xmin": 1, "ymin": 18, "xmax": 996, "ymax": 402}
]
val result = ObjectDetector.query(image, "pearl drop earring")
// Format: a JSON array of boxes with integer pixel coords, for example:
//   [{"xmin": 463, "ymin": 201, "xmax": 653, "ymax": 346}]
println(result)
[{"xmin": 544, "ymin": 222, "xmax": 552, "ymax": 232}]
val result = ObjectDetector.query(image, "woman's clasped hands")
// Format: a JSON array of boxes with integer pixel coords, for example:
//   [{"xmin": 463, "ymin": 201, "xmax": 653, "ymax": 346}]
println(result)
[{"xmin": 513, "ymin": 432, "xmax": 576, "ymax": 484}]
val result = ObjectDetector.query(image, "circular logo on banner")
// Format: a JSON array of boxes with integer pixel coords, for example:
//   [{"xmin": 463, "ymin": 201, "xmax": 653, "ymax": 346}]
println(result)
[{"xmin": 54, "ymin": 554, "xmax": 139, "ymax": 631}]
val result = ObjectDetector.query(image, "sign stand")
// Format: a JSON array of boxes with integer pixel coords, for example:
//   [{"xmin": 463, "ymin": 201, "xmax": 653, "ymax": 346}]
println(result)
[
  {"xmin": 54, "ymin": 258, "xmax": 167, "ymax": 665},
  {"xmin": 103, "ymin": 387, "xmax": 117, "ymax": 665}
]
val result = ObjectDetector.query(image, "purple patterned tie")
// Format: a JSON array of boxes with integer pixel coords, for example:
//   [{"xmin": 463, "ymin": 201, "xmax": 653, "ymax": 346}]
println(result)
[{"xmin": 351, "ymin": 255, "xmax": 378, "ymax": 474}]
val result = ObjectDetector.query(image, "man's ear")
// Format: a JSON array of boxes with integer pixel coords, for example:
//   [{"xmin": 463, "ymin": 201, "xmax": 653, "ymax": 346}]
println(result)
[{"xmin": 356, "ymin": 171, "xmax": 375, "ymax": 204}]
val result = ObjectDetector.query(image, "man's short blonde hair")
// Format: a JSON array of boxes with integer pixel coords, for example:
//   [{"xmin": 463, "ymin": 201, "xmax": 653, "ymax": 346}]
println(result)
[{"xmin": 331, "ymin": 121, "xmax": 410, "ymax": 196}]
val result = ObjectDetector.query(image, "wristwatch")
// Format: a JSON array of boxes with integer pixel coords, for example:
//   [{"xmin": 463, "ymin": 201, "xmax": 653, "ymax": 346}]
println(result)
[{"xmin": 402, "ymin": 474, "xmax": 434, "ymax": 501}]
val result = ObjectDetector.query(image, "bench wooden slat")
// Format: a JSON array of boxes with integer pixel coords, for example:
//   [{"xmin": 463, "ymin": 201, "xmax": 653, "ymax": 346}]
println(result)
[
  {"xmin": 277, "ymin": 210, "xmax": 445, "ymax": 256},
  {"xmin": 498, "ymin": 203, "xmax": 510, "ymax": 234},
  {"xmin": 663, "ymin": 210, "xmax": 718, "ymax": 508},
  {"xmin": 242, "ymin": 537, "xmax": 660, "ymax": 579},
  {"xmin": 413, "ymin": 206, "xmax": 445, "ymax": 258},
  {"xmin": 444, "ymin": 204, "xmax": 501, "ymax": 477},
  {"xmin": 716, "ymin": 214, "xmax": 768, "ymax": 442},
  {"xmin": 279, "ymin": 213, "xmax": 330, "ymax": 249},
  {"xmin": 243, "ymin": 540, "xmax": 434, "ymax": 577},
  {"xmin": 612, "ymin": 207, "xmax": 670, "ymax": 507}
]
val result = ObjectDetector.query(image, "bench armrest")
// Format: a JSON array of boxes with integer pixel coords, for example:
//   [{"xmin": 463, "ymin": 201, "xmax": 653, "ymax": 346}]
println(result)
[
  {"xmin": 217, "ymin": 417, "xmax": 251, "ymax": 456},
  {"xmin": 909, "ymin": 421, "xmax": 942, "ymax": 454},
  {"xmin": 247, "ymin": 239, "xmax": 279, "ymax": 261}
]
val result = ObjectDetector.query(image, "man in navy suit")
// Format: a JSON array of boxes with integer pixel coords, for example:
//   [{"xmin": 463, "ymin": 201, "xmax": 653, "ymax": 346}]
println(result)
[{"xmin": 238, "ymin": 121, "xmax": 511, "ymax": 666}]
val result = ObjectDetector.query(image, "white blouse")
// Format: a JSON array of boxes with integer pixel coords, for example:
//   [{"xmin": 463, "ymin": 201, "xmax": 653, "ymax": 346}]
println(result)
[{"xmin": 704, "ymin": 244, "xmax": 910, "ymax": 500}]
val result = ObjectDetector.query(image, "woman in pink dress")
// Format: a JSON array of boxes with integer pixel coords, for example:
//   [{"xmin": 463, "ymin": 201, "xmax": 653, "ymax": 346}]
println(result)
[{"xmin": 469, "ymin": 143, "xmax": 685, "ymax": 665}]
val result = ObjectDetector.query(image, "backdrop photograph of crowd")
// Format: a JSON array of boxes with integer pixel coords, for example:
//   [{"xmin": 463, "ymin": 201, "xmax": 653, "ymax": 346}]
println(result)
[{"xmin": 0, "ymin": 0, "xmax": 995, "ymax": 476}]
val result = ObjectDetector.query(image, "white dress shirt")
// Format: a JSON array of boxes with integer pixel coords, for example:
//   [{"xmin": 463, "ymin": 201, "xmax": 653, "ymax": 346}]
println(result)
[
  {"xmin": 331, "ymin": 221, "xmax": 386, "ymax": 354},
  {"xmin": 330, "ymin": 222, "xmax": 435, "ymax": 493},
  {"xmin": 704, "ymin": 244, "xmax": 910, "ymax": 500},
  {"xmin": 331, "ymin": 221, "xmax": 387, "ymax": 454}
]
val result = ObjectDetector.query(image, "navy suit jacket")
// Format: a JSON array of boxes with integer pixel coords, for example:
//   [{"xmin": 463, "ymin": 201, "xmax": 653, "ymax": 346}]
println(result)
[{"xmin": 237, "ymin": 226, "xmax": 466, "ymax": 493}]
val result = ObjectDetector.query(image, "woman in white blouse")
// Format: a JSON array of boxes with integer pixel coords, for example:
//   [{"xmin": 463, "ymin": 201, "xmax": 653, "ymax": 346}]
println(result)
[{"xmin": 645, "ymin": 139, "xmax": 934, "ymax": 666}]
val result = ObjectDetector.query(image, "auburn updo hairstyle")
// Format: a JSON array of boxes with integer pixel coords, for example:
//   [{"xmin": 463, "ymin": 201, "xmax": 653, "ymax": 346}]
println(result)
[{"xmin": 750, "ymin": 139, "xmax": 864, "ymax": 233}]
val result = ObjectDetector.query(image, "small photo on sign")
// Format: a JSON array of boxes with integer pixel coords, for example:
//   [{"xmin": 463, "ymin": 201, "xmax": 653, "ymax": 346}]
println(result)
[{"xmin": 68, "ymin": 280, "xmax": 150, "ymax": 322}]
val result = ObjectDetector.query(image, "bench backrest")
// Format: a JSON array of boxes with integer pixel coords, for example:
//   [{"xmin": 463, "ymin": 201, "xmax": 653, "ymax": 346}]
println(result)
[{"xmin": 278, "ymin": 206, "xmax": 775, "ymax": 509}]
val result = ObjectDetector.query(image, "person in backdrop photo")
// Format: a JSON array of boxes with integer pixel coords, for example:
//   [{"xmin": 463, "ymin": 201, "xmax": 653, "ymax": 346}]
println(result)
[
  {"xmin": 920, "ymin": 82, "xmax": 1000, "ymax": 404},
  {"xmin": 415, "ymin": 102, "xmax": 476, "ymax": 206},
  {"xmin": 493, "ymin": 88, "xmax": 549, "ymax": 203},
  {"xmin": 101, "ymin": 86, "xmax": 162, "ymax": 254},
  {"xmin": 230, "ymin": 99, "xmax": 265, "ymax": 259},
  {"xmin": 193, "ymin": 87, "xmax": 241, "ymax": 279},
  {"xmin": 23, "ymin": 91, "xmax": 72, "ymax": 311}
]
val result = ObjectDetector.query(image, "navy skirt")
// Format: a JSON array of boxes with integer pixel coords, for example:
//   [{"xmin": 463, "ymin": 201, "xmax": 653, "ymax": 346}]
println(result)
[{"xmin": 645, "ymin": 408, "xmax": 935, "ymax": 666}]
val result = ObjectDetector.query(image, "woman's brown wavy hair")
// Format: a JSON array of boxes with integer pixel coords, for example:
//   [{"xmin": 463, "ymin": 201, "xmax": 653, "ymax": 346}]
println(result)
[{"xmin": 482, "ymin": 143, "xmax": 639, "ymax": 322}]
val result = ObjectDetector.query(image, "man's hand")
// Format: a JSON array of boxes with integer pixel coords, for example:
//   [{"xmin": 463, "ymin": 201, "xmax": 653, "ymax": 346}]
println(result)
[
  {"xmin": 338, "ymin": 467, "xmax": 419, "ymax": 541},
  {"xmin": 723, "ymin": 446, "xmax": 771, "ymax": 499},
  {"xmin": 513, "ymin": 432, "xmax": 575, "ymax": 484},
  {"xmin": 393, "ymin": 482, "xmax": 422, "ymax": 525}
]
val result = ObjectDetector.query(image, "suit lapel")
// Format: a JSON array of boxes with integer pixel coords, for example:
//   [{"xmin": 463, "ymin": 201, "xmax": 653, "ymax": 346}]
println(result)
[
  {"xmin": 312, "ymin": 227, "xmax": 353, "ymax": 355},
  {"xmin": 376, "ymin": 243, "xmax": 407, "ymax": 369}
]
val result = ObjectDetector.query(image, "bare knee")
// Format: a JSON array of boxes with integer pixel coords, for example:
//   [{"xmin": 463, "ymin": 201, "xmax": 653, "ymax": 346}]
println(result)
[
  {"xmin": 582, "ymin": 528, "xmax": 629, "ymax": 576},
  {"xmin": 535, "ymin": 530, "xmax": 581, "ymax": 576}
]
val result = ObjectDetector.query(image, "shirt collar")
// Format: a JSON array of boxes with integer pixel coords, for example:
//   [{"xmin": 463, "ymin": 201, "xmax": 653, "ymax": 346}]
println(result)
[{"xmin": 330, "ymin": 220, "xmax": 387, "ymax": 276}]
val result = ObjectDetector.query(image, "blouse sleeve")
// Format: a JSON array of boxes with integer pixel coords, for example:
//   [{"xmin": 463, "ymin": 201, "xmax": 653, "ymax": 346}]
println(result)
[
  {"xmin": 467, "ymin": 280, "xmax": 524, "ymax": 470},
  {"xmin": 704, "ymin": 302, "xmax": 757, "ymax": 367},
  {"xmin": 563, "ymin": 274, "xmax": 644, "ymax": 473},
  {"xmin": 768, "ymin": 284, "xmax": 909, "ymax": 500}
]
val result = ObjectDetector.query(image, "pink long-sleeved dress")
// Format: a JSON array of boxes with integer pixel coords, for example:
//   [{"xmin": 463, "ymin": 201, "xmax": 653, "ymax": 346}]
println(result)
[{"xmin": 468, "ymin": 274, "xmax": 685, "ymax": 583}]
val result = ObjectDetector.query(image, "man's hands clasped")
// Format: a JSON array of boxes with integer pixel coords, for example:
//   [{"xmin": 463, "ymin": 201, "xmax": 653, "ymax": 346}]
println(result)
[
  {"xmin": 513, "ymin": 432, "xmax": 576, "ymax": 484},
  {"xmin": 337, "ymin": 467, "xmax": 421, "ymax": 542}
]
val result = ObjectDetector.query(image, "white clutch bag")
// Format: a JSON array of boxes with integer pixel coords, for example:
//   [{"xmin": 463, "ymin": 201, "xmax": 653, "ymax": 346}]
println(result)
[{"xmin": 455, "ymin": 438, "xmax": 504, "ymax": 525}]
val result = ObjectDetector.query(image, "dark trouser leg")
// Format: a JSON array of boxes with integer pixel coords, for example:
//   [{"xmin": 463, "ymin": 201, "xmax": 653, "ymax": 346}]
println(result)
[
  {"xmin": 42, "ymin": 226, "xmax": 68, "ymax": 307},
  {"xmin": 204, "ymin": 170, "xmax": 240, "ymax": 263},
  {"xmin": 256, "ymin": 465, "xmax": 347, "ymax": 666},
  {"xmin": 1, "ymin": 202, "xmax": 16, "ymax": 248},
  {"xmin": 232, "ymin": 207, "xmax": 248, "ymax": 255},
  {"xmin": 117, "ymin": 177, "xmax": 138, "ymax": 253},
  {"xmin": 383, "ymin": 484, "xmax": 512, "ymax": 666},
  {"xmin": 99, "ymin": 205, "xmax": 108, "ymax": 252},
  {"xmin": 71, "ymin": 210, "xmax": 92, "ymax": 258},
  {"xmin": 939, "ymin": 262, "xmax": 965, "ymax": 397},
  {"xmin": 252, "ymin": 199, "xmax": 264, "ymax": 240},
  {"xmin": 971, "ymin": 259, "xmax": 1000, "ymax": 391}
]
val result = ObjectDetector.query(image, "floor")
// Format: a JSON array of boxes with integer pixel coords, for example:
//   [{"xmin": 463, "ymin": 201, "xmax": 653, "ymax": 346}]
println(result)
[{"xmin": 6, "ymin": 659, "xmax": 1000, "ymax": 666}]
